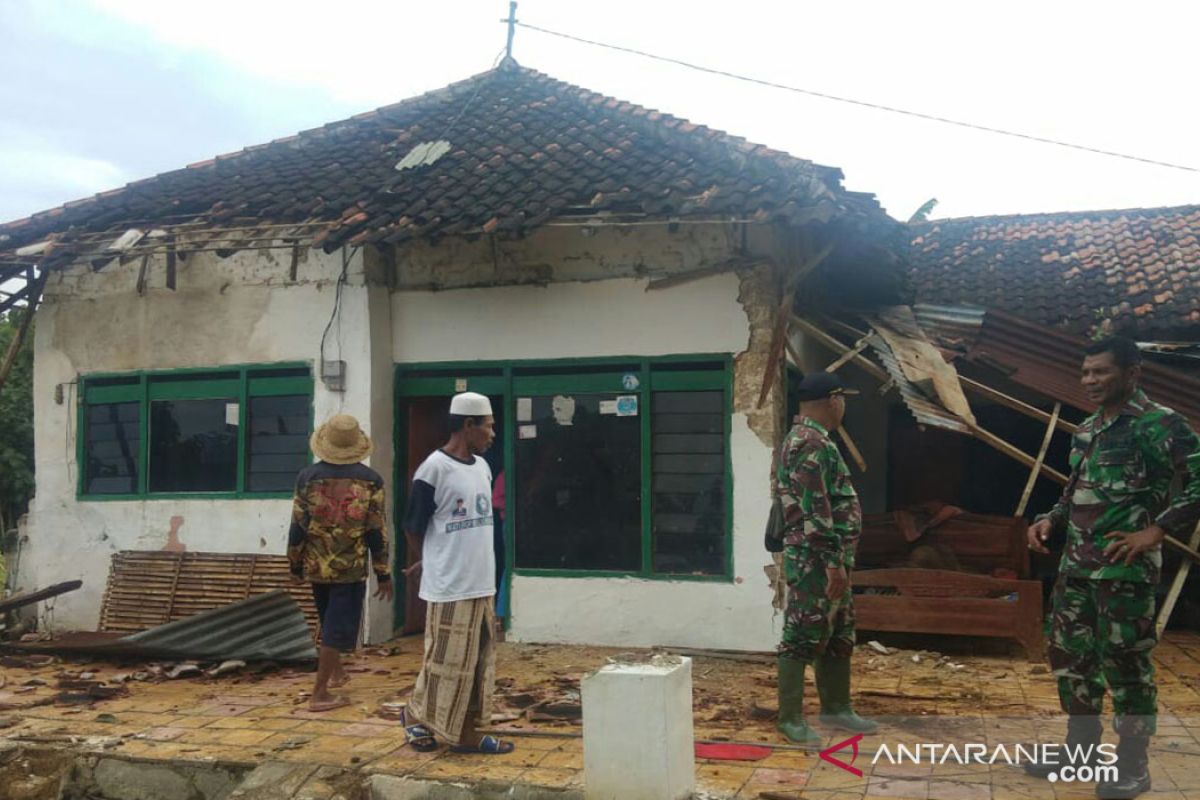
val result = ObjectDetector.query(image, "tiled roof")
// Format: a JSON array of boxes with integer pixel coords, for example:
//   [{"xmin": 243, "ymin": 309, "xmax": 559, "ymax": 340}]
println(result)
[
  {"xmin": 0, "ymin": 60, "xmax": 886, "ymax": 260},
  {"xmin": 908, "ymin": 205, "xmax": 1200, "ymax": 339}
]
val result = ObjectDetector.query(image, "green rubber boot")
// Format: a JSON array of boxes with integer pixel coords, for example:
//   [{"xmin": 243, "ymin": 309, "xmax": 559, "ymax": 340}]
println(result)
[
  {"xmin": 815, "ymin": 654, "xmax": 878, "ymax": 733},
  {"xmin": 777, "ymin": 657, "xmax": 822, "ymax": 746}
]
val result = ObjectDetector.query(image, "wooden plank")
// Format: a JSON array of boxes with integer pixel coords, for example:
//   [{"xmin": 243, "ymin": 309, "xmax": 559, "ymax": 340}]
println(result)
[
  {"xmin": 99, "ymin": 550, "xmax": 320, "ymax": 634},
  {"xmin": 824, "ymin": 335, "xmax": 872, "ymax": 374},
  {"xmin": 790, "ymin": 315, "xmax": 889, "ymax": 384},
  {"xmin": 644, "ymin": 258, "xmax": 763, "ymax": 291},
  {"xmin": 1165, "ymin": 534, "xmax": 1200, "ymax": 564},
  {"xmin": 0, "ymin": 581, "xmax": 83, "ymax": 613},
  {"xmin": 1015, "ymin": 402, "xmax": 1061, "ymax": 517},
  {"xmin": 968, "ymin": 423, "xmax": 1069, "ymax": 485},
  {"xmin": 873, "ymin": 306, "xmax": 977, "ymax": 426},
  {"xmin": 960, "ymin": 375, "xmax": 1079, "ymax": 436},
  {"xmin": 836, "ymin": 426, "xmax": 867, "ymax": 472},
  {"xmin": 135, "ymin": 255, "xmax": 150, "ymax": 296},
  {"xmin": 852, "ymin": 568, "xmax": 1044, "ymax": 660},
  {"xmin": 165, "ymin": 238, "xmax": 177, "ymax": 290}
]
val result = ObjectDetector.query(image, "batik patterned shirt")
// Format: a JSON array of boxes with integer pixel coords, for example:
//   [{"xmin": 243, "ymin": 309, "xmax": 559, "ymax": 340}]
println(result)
[
  {"xmin": 776, "ymin": 417, "xmax": 861, "ymax": 569},
  {"xmin": 287, "ymin": 461, "xmax": 390, "ymax": 583},
  {"xmin": 1038, "ymin": 388, "xmax": 1200, "ymax": 583}
]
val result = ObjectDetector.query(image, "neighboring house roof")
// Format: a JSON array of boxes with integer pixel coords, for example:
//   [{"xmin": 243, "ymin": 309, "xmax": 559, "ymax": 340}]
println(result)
[
  {"xmin": 908, "ymin": 205, "xmax": 1200, "ymax": 339},
  {"xmin": 0, "ymin": 60, "xmax": 887, "ymax": 269}
]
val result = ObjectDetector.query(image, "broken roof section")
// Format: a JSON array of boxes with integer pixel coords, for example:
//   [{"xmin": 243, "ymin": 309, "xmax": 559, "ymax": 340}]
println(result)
[
  {"xmin": 6, "ymin": 590, "xmax": 316, "ymax": 663},
  {"xmin": 909, "ymin": 204, "xmax": 1200, "ymax": 340},
  {"xmin": 918, "ymin": 306, "xmax": 1200, "ymax": 428},
  {"xmin": 0, "ymin": 59, "xmax": 894, "ymax": 282}
]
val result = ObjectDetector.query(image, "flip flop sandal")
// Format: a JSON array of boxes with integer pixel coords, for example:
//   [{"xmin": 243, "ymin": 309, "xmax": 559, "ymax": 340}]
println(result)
[
  {"xmin": 307, "ymin": 695, "xmax": 351, "ymax": 712},
  {"xmin": 450, "ymin": 735, "xmax": 515, "ymax": 755},
  {"xmin": 399, "ymin": 707, "xmax": 438, "ymax": 752}
]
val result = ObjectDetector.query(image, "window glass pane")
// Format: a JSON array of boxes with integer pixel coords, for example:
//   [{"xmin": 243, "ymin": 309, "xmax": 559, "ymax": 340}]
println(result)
[
  {"xmin": 652, "ymin": 390, "xmax": 726, "ymax": 575},
  {"xmin": 515, "ymin": 394, "xmax": 642, "ymax": 571},
  {"xmin": 149, "ymin": 399, "xmax": 237, "ymax": 492},
  {"xmin": 247, "ymin": 395, "xmax": 311, "ymax": 492},
  {"xmin": 85, "ymin": 402, "xmax": 140, "ymax": 494}
]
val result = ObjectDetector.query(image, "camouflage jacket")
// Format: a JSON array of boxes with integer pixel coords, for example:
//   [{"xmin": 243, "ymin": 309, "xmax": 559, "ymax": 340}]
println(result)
[
  {"xmin": 287, "ymin": 461, "xmax": 390, "ymax": 583},
  {"xmin": 776, "ymin": 417, "xmax": 861, "ymax": 569},
  {"xmin": 1039, "ymin": 388, "xmax": 1200, "ymax": 583}
]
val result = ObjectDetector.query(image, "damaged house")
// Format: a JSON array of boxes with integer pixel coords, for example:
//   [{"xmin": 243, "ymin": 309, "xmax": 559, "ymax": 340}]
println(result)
[
  {"xmin": 4, "ymin": 58, "xmax": 1197, "ymax": 655},
  {"xmin": 0, "ymin": 60, "xmax": 907, "ymax": 650}
]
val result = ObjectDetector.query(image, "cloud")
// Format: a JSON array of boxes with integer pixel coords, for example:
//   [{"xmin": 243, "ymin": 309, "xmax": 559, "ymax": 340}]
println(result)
[{"xmin": 0, "ymin": 148, "xmax": 128, "ymax": 221}]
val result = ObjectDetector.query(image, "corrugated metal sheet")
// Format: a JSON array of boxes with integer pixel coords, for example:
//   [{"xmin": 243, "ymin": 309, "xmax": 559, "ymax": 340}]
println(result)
[
  {"xmin": 124, "ymin": 590, "xmax": 317, "ymax": 663},
  {"xmin": 5, "ymin": 591, "xmax": 317, "ymax": 663},
  {"xmin": 912, "ymin": 303, "xmax": 986, "ymax": 349},
  {"xmin": 869, "ymin": 333, "xmax": 972, "ymax": 434},
  {"xmin": 967, "ymin": 309, "xmax": 1200, "ymax": 426}
]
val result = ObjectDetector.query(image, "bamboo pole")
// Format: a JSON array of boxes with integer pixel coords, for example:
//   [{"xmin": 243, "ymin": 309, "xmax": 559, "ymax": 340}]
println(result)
[
  {"xmin": 1165, "ymin": 534, "xmax": 1200, "ymax": 565},
  {"xmin": 1015, "ymin": 402, "xmax": 1061, "ymax": 516},
  {"xmin": 1158, "ymin": 522, "xmax": 1200, "ymax": 637},
  {"xmin": 960, "ymin": 375, "xmax": 1079, "ymax": 436},
  {"xmin": 825, "ymin": 335, "xmax": 872, "ymax": 374},
  {"xmin": 836, "ymin": 426, "xmax": 868, "ymax": 472},
  {"xmin": 968, "ymin": 423, "xmax": 1069, "ymax": 485},
  {"xmin": 790, "ymin": 315, "xmax": 889, "ymax": 384}
]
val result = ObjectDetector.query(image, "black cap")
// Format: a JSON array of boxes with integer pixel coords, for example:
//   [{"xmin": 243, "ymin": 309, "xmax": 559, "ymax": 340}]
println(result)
[{"xmin": 795, "ymin": 371, "xmax": 860, "ymax": 401}]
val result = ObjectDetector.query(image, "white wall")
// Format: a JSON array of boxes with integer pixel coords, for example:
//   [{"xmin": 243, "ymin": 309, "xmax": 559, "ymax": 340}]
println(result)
[
  {"xmin": 393, "ymin": 274, "xmax": 783, "ymax": 651},
  {"xmin": 24, "ymin": 246, "xmax": 398, "ymax": 638},
  {"xmin": 26, "ymin": 227, "xmax": 785, "ymax": 651}
]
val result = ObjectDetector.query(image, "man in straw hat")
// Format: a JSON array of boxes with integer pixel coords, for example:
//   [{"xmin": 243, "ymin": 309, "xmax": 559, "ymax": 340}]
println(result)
[
  {"xmin": 774, "ymin": 371, "xmax": 876, "ymax": 744},
  {"xmin": 400, "ymin": 391, "xmax": 514, "ymax": 754},
  {"xmin": 288, "ymin": 414, "xmax": 392, "ymax": 712}
]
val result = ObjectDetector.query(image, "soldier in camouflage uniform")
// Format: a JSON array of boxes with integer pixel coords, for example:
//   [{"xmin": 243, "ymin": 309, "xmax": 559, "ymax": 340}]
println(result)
[
  {"xmin": 774, "ymin": 371, "xmax": 876, "ymax": 745},
  {"xmin": 1026, "ymin": 336, "xmax": 1200, "ymax": 799}
]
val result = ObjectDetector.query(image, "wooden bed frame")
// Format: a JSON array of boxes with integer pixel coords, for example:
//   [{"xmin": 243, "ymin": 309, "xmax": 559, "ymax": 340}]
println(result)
[
  {"xmin": 851, "ymin": 511, "xmax": 1045, "ymax": 660},
  {"xmin": 852, "ymin": 568, "xmax": 1044, "ymax": 660}
]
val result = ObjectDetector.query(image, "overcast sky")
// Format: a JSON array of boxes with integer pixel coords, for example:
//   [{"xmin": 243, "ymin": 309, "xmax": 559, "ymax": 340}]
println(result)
[{"xmin": 1, "ymin": 0, "xmax": 1196, "ymax": 225}]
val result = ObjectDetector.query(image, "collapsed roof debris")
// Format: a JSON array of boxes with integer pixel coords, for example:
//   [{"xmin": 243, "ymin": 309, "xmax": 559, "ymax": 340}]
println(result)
[{"xmin": 5, "ymin": 591, "xmax": 316, "ymax": 664}]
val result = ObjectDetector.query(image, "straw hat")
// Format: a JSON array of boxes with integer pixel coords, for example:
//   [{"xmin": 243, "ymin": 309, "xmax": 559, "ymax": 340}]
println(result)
[{"xmin": 311, "ymin": 414, "xmax": 372, "ymax": 464}]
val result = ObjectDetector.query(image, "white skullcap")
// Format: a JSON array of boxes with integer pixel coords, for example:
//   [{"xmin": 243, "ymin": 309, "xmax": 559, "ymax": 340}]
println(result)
[{"xmin": 449, "ymin": 391, "xmax": 493, "ymax": 416}]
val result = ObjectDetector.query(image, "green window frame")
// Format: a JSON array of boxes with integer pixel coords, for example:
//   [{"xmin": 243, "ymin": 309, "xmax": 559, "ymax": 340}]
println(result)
[
  {"xmin": 77, "ymin": 363, "xmax": 314, "ymax": 500},
  {"xmin": 394, "ymin": 355, "xmax": 734, "ymax": 583}
]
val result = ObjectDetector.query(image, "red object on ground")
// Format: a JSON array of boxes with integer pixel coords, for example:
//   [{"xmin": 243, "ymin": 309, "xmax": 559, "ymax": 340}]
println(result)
[{"xmin": 694, "ymin": 742, "xmax": 773, "ymax": 761}]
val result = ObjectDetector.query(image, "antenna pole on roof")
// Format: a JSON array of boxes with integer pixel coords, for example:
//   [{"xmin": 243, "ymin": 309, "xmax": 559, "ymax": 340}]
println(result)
[{"xmin": 502, "ymin": 1, "xmax": 518, "ymax": 61}]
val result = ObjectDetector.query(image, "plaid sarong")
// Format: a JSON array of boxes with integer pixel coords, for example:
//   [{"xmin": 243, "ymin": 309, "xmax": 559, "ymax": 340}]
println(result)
[{"xmin": 406, "ymin": 596, "xmax": 496, "ymax": 745}]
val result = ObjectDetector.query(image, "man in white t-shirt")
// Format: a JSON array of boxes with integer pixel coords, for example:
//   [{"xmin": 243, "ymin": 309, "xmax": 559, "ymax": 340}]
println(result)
[{"xmin": 400, "ymin": 392, "xmax": 513, "ymax": 754}]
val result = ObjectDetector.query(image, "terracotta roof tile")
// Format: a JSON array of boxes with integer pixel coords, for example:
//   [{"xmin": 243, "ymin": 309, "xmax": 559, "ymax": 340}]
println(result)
[
  {"xmin": 909, "ymin": 205, "xmax": 1200, "ymax": 338},
  {"xmin": 0, "ymin": 60, "xmax": 894, "ymax": 283}
]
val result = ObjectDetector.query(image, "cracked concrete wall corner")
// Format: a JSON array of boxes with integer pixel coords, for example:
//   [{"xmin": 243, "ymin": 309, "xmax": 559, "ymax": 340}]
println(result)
[{"xmin": 733, "ymin": 264, "xmax": 784, "ymax": 449}]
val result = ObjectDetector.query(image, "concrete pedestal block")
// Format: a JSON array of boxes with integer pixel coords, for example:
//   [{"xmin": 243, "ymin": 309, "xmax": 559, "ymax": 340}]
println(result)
[{"xmin": 581, "ymin": 655, "xmax": 694, "ymax": 800}]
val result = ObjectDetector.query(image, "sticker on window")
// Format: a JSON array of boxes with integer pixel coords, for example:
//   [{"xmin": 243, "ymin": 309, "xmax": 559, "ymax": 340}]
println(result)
[
  {"xmin": 599, "ymin": 400, "xmax": 618, "ymax": 415},
  {"xmin": 622, "ymin": 373, "xmax": 640, "ymax": 390},
  {"xmin": 225, "ymin": 402, "xmax": 239, "ymax": 426},
  {"xmin": 552, "ymin": 395, "xmax": 576, "ymax": 426},
  {"xmin": 517, "ymin": 397, "xmax": 532, "ymax": 422},
  {"xmin": 519, "ymin": 424, "xmax": 537, "ymax": 440},
  {"xmin": 615, "ymin": 395, "xmax": 638, "ymax": 417}
]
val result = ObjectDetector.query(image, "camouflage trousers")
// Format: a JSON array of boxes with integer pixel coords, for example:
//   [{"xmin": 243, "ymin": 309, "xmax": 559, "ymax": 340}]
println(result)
[
  {"xmin": 1048, "ymin": 576, "xmax": 1157, "ymax": 737},
  {"xmin": 780, "ymin": 549, "xmax": 855, "ymax": 661}
]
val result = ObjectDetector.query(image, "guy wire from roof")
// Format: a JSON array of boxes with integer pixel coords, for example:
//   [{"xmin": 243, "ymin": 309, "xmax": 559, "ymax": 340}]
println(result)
[{"xmin": 515, "ymin": 20, "xmax": 1199, "ymax": 174}]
